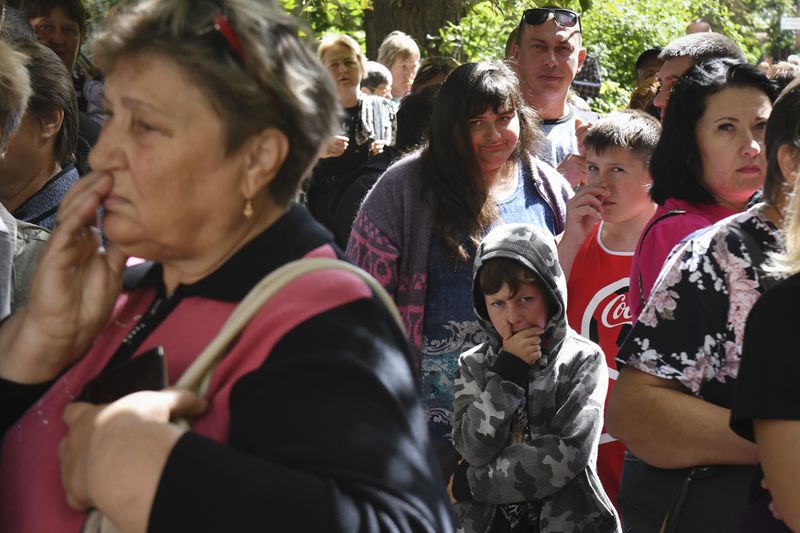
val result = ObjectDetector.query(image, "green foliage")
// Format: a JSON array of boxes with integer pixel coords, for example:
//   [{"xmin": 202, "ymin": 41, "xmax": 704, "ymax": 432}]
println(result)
[
  {"xmin": 282, "ymin": 0, "xmax": 367, "ymax": 43},
  {"xmin": 582, "ymin": 0, "xmax": 794, "ymax": 111},
  {"xmin": 79, "ymin": 0, "xmax": 121, "ymax": 60},
  {"xmin": 440, "ymin": 0, "xmax": 792, "ymax": 113},
  {"xmin": 749, "ymin": 0, "xmax": 797, "ymax": 59},
  {"xmin": 83, "ymin": 0, "xmax": 118, "ymax": 33},
  {"xmin": 81, "ymin": 0, "xmax": 799, "ymax": 114},
  {"xmin": 438, "ymin": 1, "xmax": 516, "ymax": 61},
  {"xmin": 530, "ymin": 0, "xmax": 593, "ymax": 13},
  {"xmin": 581, "ymin": 0, "xmax": 692, "ymax": 111},
  {"xmin": 438, "ymin": 0, "xmax": 530, "ymax": 62}
]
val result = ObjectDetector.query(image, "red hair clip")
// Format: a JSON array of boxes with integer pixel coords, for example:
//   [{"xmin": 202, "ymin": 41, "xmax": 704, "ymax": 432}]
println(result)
[
  {"xmin": 209, "ymin": 10, "xmax": 280, "ymax": 113},
  {"xmin": 212, "ymin": 13, "xmax": 244, "ymax": 62}
]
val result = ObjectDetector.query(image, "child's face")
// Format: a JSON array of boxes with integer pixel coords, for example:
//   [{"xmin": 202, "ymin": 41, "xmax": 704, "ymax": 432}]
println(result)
[
  {"xmin": 362, "ymin": 83, "xmax": 392, "ymax": 99},
  {"xmin": 375, "ymin": 83, "xmax": 392, "ymax": 99},
  {"xmin": 484, "ymin": 282, "xmax": 549, "ymax": 339},
  {"xmin": 586, "ymin": 147, "xmax": 654, "ymax": 225}
]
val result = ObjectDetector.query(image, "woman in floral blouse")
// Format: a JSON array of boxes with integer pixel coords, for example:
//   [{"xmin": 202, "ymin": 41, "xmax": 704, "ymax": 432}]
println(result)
[{"xmin": 606, "ymin": 60, "xmax": 785, "ymax": 531}]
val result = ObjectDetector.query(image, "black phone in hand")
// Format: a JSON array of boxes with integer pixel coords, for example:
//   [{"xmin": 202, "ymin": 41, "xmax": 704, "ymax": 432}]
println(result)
[{"xmin": 76, "ymin": 346, "xmax": 167, "ymax": 404}]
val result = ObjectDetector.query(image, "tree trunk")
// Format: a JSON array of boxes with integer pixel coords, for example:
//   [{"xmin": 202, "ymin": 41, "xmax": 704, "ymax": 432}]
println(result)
[{"xmin": 364, "ymin": 0, "xmax": 466, "ymax": 59}]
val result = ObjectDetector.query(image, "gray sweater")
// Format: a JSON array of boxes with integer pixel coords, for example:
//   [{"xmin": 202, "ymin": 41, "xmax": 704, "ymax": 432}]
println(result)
[{"xmin": 0, "ymin": 204, "xmax": 48, "ymax": 319}]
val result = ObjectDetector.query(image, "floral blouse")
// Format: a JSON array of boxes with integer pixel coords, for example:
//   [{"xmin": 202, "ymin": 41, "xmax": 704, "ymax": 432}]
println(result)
[{"xmin": 616, "ymin": 206, "xmax": 783, "ymax": 407}]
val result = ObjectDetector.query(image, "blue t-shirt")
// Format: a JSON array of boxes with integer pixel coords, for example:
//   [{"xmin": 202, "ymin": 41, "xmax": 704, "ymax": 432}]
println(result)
[{"xmin": 420, "ymin": 165, "xmax": 556, "ymax": 446}]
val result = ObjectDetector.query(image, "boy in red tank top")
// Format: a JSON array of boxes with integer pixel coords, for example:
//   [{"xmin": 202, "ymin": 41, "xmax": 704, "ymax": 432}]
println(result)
[{"xmin": 557, "ymin": 110, "xmax": 660, "ymax": 509}]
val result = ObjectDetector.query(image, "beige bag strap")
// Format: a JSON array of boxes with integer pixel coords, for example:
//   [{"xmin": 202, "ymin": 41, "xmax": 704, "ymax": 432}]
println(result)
[
  {"xmin": 84, "ymin": 258, "xmax": 401, "ymax": 532},
  {"xmin": 174, "ymin": 257, "xmax": 404, "ymax": 398}
]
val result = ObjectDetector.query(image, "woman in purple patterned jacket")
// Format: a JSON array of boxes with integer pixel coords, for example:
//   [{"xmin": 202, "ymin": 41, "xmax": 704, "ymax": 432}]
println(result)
[{"xmin": 347, "ymin": 60, "xmax": 573, "ymax": 479}]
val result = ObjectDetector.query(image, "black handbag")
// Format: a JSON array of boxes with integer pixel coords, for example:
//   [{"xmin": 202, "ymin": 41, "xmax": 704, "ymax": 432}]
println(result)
[
  {"xmin": 660, "ymin": 464, "xmax": 756, "ymax": 532},
  {"xmin": 618, "ymin": 453, "xmax": 755, "ymax": 533}
]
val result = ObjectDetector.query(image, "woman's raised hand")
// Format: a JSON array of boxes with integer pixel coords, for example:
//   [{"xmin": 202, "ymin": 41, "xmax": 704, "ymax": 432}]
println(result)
[
  {"xmin": 321, "ymin": 135, "xmax": 349, "ymax": 158},
  {"xmin": 0, "ymin": 173, "xmax": 128, "ymax": 383}
]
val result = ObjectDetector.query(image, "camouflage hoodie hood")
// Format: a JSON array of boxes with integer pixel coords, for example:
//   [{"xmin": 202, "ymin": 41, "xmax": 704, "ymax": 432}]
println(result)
[{"xmin": 472, "ymin": 223, "xmax": 568, "ymax": 358}]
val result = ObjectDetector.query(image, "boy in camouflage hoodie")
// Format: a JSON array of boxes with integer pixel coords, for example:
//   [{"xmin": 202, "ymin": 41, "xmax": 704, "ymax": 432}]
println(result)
[{"xmin": 450, "ymin": 224, "xmax": 621, "ymax": 533}]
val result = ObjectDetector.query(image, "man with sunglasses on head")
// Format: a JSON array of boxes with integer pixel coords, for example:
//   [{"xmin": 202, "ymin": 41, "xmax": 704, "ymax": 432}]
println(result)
[{"xmin": 511, "ymin": 5, "xmax": 599, "ymax": 190}]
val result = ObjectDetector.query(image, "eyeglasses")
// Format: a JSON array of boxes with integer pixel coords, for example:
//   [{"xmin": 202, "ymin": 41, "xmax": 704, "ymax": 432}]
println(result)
[{"xmin": 521, "ymin": 8, "xmax": 581, "ymax": 31}]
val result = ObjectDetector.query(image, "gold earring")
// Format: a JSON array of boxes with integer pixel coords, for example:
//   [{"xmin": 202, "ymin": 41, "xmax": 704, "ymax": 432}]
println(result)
[{"xmin": 243, "ymin": 198, "xmax": 254, "ymax": 219}]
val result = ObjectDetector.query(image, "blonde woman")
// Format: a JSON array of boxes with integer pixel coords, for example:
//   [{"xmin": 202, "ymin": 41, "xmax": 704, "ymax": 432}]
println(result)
[
  {"xmin": 307, "ymin": 33, "xmax": 396, "ymax": 232},
  {"xmin": 731, "ymin": 78, "xmax": 800, "ymax": 532}
]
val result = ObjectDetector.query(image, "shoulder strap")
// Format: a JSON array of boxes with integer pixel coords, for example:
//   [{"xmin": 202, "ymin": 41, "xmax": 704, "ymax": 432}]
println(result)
[
  {"xmin": 637, "ymin": 209, "xmax": 686, "ymax": 310},
  {"xmin": 174, "ymin": 258, "xmax": 404, "ymax": 399},
  {"xmin": 727, "ymin": 224, "xmax": 779, "ymax": 292}
]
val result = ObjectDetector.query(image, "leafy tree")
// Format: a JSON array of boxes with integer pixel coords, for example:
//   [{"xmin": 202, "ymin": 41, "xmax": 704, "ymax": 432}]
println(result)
[
  {"xmin": 281, "ymin": 0, "xmax": 466, "ymax": 59},
  {"xmin": 83, "ymin": 0, "xmax": 117, "ymax": 31},
  {"xmin": 437, "ymin": 1, "xmax": 516, "ymax": 61},
  {"xmin": 82, "ymin": 0, "xmax": 798, "ymax": 113},
  {"xmin": 438, "ymin": 0, "xmax": 793, "ymax": 112},
  {"xmin": 581, "ymin": 0, "xmax": 748, "ymax": 112},
  {"xmin": 282, "ymin": 0, "xmax": 367, "ymax": 42},
  {"xmin": 738, "ymin": 0, "xmax": 796, "ymax": 60}
]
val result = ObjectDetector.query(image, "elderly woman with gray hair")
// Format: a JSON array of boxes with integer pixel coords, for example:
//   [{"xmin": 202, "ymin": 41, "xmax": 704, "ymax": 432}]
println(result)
[
  {"xmin": 0, "ymin": 38, "xmax": 49, "ymax": 318},
  {"xmin": 0, "ymin": 1, "xmax": 451, "ymax": 531}
]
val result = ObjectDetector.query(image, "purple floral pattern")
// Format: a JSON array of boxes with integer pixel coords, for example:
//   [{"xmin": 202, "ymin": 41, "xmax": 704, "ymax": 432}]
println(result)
[{"xmin": 617, "ymin": 207, "xmax": 783, "ymax": 400}]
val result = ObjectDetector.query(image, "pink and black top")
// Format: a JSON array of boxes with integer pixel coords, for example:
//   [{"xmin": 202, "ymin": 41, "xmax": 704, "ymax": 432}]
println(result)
[{"xmin": 0, "ymin": 204, "xmax": 452, "ymax": 533}]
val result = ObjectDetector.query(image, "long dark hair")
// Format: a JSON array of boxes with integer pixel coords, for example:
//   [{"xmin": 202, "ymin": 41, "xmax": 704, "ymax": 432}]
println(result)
[
  {"xmin": 649, "ymin": 59, "xmax": 777, "ymax": 205},
  {"xmin": 422, "ymin": 61, "xmax": 540, "ymax": 261}
]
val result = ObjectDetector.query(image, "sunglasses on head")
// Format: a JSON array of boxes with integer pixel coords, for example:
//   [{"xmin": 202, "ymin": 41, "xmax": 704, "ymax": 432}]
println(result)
[
  {"xmin": 190, "ymin": 1, "xmax": 280, "ymax": 110},
  {"xmin": 521, "ymin": 8, "xmax": 581, "ymax": 30}
]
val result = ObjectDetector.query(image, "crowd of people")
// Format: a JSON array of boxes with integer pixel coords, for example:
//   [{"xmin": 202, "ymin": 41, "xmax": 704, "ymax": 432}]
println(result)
[{"xmin": 0, "ymin": 0, "xmax": 798, "ymax": 532}]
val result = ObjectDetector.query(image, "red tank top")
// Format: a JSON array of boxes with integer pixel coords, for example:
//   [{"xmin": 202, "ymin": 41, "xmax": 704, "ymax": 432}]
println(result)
[{"xmin": 566, "ymin": 222, "xmax": 631, "ymax": 510}]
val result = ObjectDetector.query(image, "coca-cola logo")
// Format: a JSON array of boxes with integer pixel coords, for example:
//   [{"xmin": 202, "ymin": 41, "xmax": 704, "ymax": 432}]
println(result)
[
  {"xmin": 579, "ymin": 278, "xmax": 631, "ymax": 337},
  {"xmin": 578, "ymin": 278, "xmax": 632, "ymax": 362},
  {"xmin": 601, "ymin": 293, "xmax": 632, "ymax": 329}
]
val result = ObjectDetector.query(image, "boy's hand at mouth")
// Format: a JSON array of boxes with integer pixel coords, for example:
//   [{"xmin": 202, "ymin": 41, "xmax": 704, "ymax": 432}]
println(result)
[{"xmin": 502, "ymin": 326, "xmax": 544, "ymax": 365}]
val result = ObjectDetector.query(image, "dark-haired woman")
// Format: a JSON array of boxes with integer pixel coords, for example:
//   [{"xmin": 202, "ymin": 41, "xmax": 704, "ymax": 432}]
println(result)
[
  {"xmin": 19, "ymin": 0, "xmax": 103, "ymax": 174},
  {"xmin": 346, "ymin": 61, "xmax": 572, "ymax": 475},
  {"xmin": 0, "ymin": 40, "xmax": 78, "ymax": 230},
  {"xmin": 607, "ymin": 59, "xmax": 782, "ymax": 531},
  {"xmin": 628, "ymin": 59, "xmax": 777, "ymax": 322}
]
